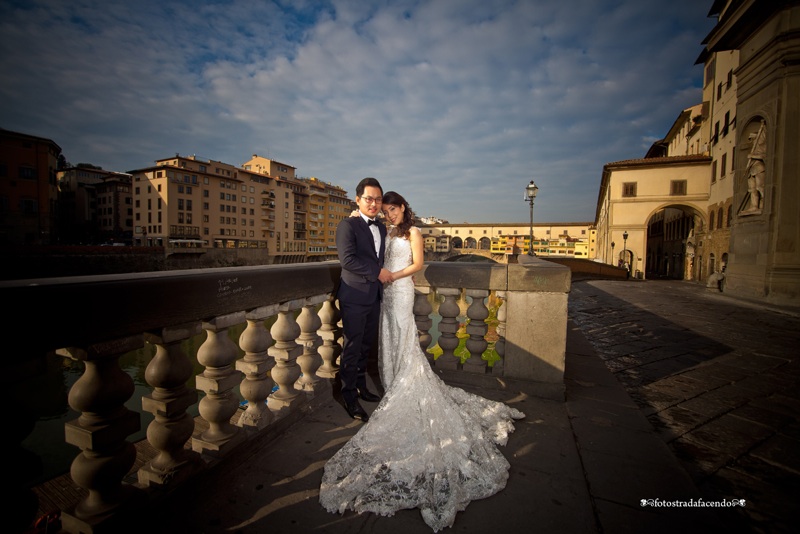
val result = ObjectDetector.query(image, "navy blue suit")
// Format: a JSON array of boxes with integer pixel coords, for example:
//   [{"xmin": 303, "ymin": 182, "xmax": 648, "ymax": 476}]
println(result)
[{"xmin": 336, "ymin": 215, "xmax": 386, "ymax": 404}]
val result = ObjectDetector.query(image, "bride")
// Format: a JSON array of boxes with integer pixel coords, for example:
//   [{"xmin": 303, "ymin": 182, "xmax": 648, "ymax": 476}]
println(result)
[{"xmin": 319, "ymin": 191, "xmax": 525, "ymax": 532}]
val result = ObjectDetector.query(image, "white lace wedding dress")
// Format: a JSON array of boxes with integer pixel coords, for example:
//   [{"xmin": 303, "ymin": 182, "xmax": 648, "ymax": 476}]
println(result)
[{"xmin": 320, "ymin": 232, "xmax": 525, "ymax": 532}]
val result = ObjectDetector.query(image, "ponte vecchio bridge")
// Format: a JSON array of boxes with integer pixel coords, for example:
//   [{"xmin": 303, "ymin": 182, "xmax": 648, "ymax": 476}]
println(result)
[{"xmin": 419, "ymin": 221, "xmax": 595, "ymax": 264}]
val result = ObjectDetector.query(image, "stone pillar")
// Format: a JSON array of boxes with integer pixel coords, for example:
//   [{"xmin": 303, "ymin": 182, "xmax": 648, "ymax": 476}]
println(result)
[
  {"xmin": 139, "ymin": 323, "xmax": 203, "ymax": 486},
  {"xmin": 413, "ymin": 287, "xmax": 434, "ymax": 363},
  {"xmin": 193, "ymin": 312, "xmax": 246, "ymax": 457},
  {"xmin": 435, "ymin": 287, "xmax": 461, "ymax": 370},
  {"xmin": 463, "ymin": 289, "xmax": 489, "ymax": 374},
  {"xmin": 294, "ymin": 295, "xmax": 327, "ymax": 395},
  {"xmin": 316, "ymin": 297, "xmax": 342, "ymax": 378},
  {"xmin": 267, "ymin": 301, "xmax": 304, "ymax": 415},
  {"xmin": 505, "ymin": 257, "xmax": 569, "ymax": 400},
  {"xmin": 58, "ymin": 337, "xmax": 143, "ymax": 533},
  {"xmin": 236, "ymin": 305, "xmax": 279, "ymax": 430},
  {"xmin": 492, "ymin": 291, "xmax": 507, "ymax": 375}
]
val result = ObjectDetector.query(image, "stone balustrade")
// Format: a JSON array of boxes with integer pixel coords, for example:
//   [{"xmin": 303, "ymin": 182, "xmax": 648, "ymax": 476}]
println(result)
[{"xmin": 3, "ymin": 256, "xmax": 569, "ymax": 533}]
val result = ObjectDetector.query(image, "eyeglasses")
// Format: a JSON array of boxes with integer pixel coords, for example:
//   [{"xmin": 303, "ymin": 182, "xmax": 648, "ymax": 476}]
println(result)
[{"xmin": 360, "ymin": 196, "xmax": 382, "ymax": 204}]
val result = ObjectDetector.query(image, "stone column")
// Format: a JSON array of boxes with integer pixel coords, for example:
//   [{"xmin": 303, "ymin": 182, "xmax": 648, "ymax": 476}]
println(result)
[
  {"xmin": 295, "ymin": 295, "xmax": 327, "ymax": 395},
  {"xmin": 463, "ymin": 289, "xmax": 489, "ymax": 374},
  {"xmin": 268, "ymin": 301, "xmax": 304, "ymax": 415},
  {"xmin": 435, "ymin": 287, "xmax": 461, "ymax": 370},
  {"xmin": 139, "ymin": 322, "xmax": 203, "ymax": 486},
  {"xmin": 193, "ymin": 312, "xmax": 246, "ymax": 457},
  {"xmin": 316, "ymin": 297, "xmax": 342, "ymax": 378},
  {"xmin": 236, "ymin": 305, "xmax": 279, "ymax": 430},
  {"xmin": 492, "ymin": 291, "xmax": 507, "ymax": 376},
  {"xmin": 58, "ymin": 337, "xmax": 143, "ymax": 533},
  {"xmin": 413, "ymin": 287, "xmax": 434, "ymax": 363}
]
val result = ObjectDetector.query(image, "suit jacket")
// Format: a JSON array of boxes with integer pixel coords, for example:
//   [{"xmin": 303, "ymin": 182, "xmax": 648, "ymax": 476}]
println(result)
[{"xmin": 336, "ymin": 215, "xmax": 386, "ymax": 305}]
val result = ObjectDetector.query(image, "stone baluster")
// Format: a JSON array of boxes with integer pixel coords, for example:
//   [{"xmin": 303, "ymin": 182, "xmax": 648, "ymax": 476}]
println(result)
[
  {"xmin": 193, "ymin": 312, "xmax": 246, "ymax": 457},
  {"xmin": 268, "ymin": 301, "xmax": 304, "ymax": 415},
  {"xmin": 236, "ymin": 305, "xmax": 279, "ymax": 430},
  {"xmin": 316, "ymin": 297, "xmax": 341, "ymax": 378},
  {"xmin": 295, "ymin": 295, "xmax": 327, "ymax": 394},
  {"xmin": 464, "ymin": 289, "xmax": 490, "ymax": 374},
  {"xmin": 413, "ymin": 287, "xmax": 434, "ymax": 363},
  {"xmin": 492, "ymin": 291, "xmax": 506, "ymax": 375},
  {"xmin": 139, "ymin": 323, "xmax": 203, "ymax": 486},
  {"xmin": 436, "ymin": 287, "xmax": 462, "ymax": 370},
  {"xmin": 57, "ymin": 337, "xmax": 143, "ymax": 533}
]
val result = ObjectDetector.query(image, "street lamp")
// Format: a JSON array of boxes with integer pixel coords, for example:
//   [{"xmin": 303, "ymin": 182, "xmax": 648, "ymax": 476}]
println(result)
[
  {"xmin": 622, "ymin": 231, "xmax": 629, "ymax": 277},
  {"xmin": 622, "ymin": 231, "xmax": 628, "ymax": 260},
  {"xmin": 611, "ymin": 241, "xmax": 615, "ymax": 264},
  {"xmin": 525, "ymin": 180, "xmax": 538, "ymax": 256}
]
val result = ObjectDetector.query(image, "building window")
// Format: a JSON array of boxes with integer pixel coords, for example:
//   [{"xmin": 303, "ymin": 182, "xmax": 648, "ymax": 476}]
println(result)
[
  {"xmin": 721, "ymin": 153, "xmax": 727, "ymax": 178},
  {"xmin": 670, "ymin": 180, "xmax": 687, "ymax": 196},
  {"xmin": 717, "ymin": 208, "xmax": 723, "ymax": 229},
  {"xmin": 704, "ymin": 59, "xmax": 715, "ymax": 87},
  {"xmin": 20, "ymin": 198, "xmax": 38, "ymax": 213},
  {"xmin": 711, "ymin": 161, "xmax": 717, "ymax": 183},
  {"xmin": 709, "ymin": 210, "xmax": 715, "ymax": 231},
  {"xmin": 622, "ymin": 182, "xmax": 637, "ymax": 197}
]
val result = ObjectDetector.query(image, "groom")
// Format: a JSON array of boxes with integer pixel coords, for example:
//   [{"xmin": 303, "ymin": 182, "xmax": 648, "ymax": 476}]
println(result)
[{"xmin": 335, "ymin": 177, "xmax": 394, "ymax": 422}]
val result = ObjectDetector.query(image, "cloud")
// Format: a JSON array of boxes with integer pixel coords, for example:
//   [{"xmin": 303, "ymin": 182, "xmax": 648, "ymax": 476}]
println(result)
[{"xmin": 0, "ymin": 0, "xmax": 716, "ymax": 222}]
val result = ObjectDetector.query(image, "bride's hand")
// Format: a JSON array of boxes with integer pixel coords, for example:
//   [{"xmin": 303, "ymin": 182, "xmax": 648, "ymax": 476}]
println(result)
[{"xmin": 350, "ymin": 210, "xmax": 359, "ymax": 217}]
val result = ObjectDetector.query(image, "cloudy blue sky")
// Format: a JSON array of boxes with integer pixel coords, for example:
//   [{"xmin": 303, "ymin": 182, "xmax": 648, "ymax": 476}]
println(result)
[{"xmin": 1, "ymin": 0, "xmax": 716, "ymax": 223}]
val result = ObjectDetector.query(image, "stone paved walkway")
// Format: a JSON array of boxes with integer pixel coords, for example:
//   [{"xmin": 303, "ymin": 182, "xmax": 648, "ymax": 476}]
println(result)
[{"xmin": 568, "ymin": 279, "xmax": 800, "ymax": 533}]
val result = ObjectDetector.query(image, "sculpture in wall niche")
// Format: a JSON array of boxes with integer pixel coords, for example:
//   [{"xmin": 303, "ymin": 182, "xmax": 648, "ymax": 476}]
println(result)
[{"xmin": 740, "ymin": 119, "xmax": 767, "ymax": 215}]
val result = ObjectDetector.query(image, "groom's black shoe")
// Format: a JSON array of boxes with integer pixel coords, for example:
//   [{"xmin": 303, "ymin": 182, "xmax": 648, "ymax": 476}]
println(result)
[
  {"xmin": 345, "ymin": 400, "xmax": 369, "ymax": 422},
  {"xmin": 357, "ymin": 388, "xmax": 381, "ymax": 403}
]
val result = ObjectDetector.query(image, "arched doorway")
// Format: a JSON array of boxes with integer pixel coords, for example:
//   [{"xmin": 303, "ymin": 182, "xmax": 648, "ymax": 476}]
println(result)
[{"xmin": 645, "ymin": 204, "xmax": 705, "ymax": 280}]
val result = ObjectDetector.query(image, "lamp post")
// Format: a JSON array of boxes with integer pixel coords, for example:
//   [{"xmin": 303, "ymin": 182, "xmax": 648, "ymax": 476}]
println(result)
[
  {"xmin": 622, "ymin": 231, "xmax": 628, "ymax": 261},
  {"xmin": 611, "ymin": 241, "xmax": 615, "ymax": 264},
  {"xmin": 525, "ymin": 180, "xmax": 538, "ymax": 256},
  {"xmin": 622, "ymin": 231, "xmax": 629, "ymax": 277}
]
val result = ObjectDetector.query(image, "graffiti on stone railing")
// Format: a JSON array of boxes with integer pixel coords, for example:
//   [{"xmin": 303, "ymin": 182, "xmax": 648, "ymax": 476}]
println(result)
[{"xmin": 217, "ymin": 277, "xmax": 253, "ymax": 298}]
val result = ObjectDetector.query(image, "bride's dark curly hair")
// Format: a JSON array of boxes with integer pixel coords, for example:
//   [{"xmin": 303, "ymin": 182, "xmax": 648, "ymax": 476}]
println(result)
[{"xmin": 382, "ymin": 191, "xmax": 414, "ymax": 238}]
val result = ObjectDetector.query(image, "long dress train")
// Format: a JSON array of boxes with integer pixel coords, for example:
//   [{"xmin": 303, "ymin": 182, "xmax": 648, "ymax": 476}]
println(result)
[{"xmin": 319, "ymin": 232, "xmax": 525, "ymax": 532}]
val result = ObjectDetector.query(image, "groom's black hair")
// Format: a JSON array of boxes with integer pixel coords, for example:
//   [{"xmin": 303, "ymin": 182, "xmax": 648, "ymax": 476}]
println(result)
[{"xmin": 356, "ymin": 177, "xmax": 383, "ymax": 197}]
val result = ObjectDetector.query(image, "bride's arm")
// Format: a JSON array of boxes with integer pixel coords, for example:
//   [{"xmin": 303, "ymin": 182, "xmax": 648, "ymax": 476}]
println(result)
[{"xmin": 391, "ymin": 227, "xmax": 424, "ymax": 280}]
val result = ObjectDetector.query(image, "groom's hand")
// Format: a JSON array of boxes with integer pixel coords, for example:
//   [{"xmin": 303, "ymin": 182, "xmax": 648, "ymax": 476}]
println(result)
[{"xmin": 378, "ymin": 268, "xmax": 394, "ymax": 284}]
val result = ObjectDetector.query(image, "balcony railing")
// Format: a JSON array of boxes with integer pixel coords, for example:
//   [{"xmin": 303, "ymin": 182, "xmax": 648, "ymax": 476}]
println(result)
[{"xmin": 5, "ymin": 257, "xmax": 569, "ymax": 533}]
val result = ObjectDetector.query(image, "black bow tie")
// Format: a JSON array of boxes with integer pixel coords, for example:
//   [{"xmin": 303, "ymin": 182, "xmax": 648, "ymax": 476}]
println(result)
[{"xmin": 368, "ymin": 219, "xmax": 379, "ymax": 226}]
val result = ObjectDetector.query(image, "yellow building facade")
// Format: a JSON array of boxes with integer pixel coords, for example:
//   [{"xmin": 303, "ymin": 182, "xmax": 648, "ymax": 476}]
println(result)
[{"xmin": 420, "ymin": 222, "xmax": 594, "ymax": 260}]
